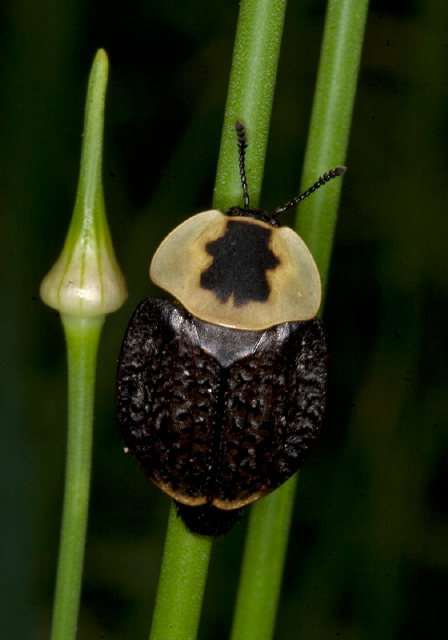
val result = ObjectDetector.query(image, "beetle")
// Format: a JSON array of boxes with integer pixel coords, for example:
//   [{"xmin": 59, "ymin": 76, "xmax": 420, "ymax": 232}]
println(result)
[{"xmin": 116, "ymin": 121, "xmax": 345, "ymax": 535}]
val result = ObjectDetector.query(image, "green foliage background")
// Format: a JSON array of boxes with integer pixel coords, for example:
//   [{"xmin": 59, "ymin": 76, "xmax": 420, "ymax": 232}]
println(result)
[{"xmin": 1, "ymin": 1, "xmax": 447, "ymax": 639}]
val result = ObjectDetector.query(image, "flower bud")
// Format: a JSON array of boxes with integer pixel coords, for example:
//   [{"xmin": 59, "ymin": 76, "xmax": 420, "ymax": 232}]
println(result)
[{"xmin": 40, "ymin": 49, "xmax": 127, "ymax": 317}]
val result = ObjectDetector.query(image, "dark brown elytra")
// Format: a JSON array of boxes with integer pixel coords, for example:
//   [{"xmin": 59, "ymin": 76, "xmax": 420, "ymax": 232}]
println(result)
[
  {"xmin": 116, "ymin": 122, "xmax": 345, "ymax": 535},
  {"xmin": 116, "ymin": 300, "xmax": 328, "ymax": 534}
]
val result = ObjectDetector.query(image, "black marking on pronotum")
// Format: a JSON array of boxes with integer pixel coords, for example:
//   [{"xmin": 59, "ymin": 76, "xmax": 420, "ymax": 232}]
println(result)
[
  {"xmin": 200, "ymin": 220, "xmax": 280, "ymax": 306},
  {"xmin": 116, "ymin": 121, "xmax": 346, "ymax": 535}
]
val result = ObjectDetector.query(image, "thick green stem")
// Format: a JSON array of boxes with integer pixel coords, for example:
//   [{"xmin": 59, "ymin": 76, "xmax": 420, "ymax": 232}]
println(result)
[
  {"xmin": 230, "ymin": 476, "xmax": 298, "ymax": 640},
  {"xmin": 149, "ymin": 2, "xmax": 288, "ymax": 639},
  {"xmin": 231, "ymin": 2, "xmax": 369, "ymax": 640},
  {"xmin": 297, "ymin": 0, "xmax": 370, "ymax": 291},
  {"xmin": 50, "ymin": 315, "xmax": 104, "ymax": 640},
  {"xmin": 214, "ymin": 0, "xmax": 288, "ymax": 210},
  {"xmin": 149, "ymin": 504, "xmax": 212, "ymax": 640}
]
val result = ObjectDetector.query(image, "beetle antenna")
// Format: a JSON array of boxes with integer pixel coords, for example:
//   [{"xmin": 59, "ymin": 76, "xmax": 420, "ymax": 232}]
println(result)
[
  {"xmin": 235, "ymin": 120, "xmax": 250, "ymax": 208},
  {"xmin": 272, "ymin": 166, "xmax": 347, "ymax": 218}
]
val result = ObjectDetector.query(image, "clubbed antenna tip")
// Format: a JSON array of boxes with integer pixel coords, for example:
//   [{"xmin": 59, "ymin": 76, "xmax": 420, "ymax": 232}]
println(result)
[
  {"xmin": 272, "ymin": 166, "xmax": 347, "ymax": 218},
  {"xmin": 235, "ymin": 120, "xmax": 248, "ymax": 146}
]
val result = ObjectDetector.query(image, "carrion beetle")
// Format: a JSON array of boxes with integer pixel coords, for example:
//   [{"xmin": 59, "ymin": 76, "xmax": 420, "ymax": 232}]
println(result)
[{"xmin": 116, "ymin": 121, "xmax": 345, "ymax": 536}]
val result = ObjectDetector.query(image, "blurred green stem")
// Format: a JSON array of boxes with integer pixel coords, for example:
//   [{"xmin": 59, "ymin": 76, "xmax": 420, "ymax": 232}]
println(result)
[{"xmin": 230, "ymin": 2, "xmax": 369, "ymax": 640}]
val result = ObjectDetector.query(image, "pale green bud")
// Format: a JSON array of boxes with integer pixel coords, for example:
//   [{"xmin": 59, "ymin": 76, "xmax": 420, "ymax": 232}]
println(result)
[{"xmin": 40, "ymin": 49, "xmax": 127, "ymax": 318}]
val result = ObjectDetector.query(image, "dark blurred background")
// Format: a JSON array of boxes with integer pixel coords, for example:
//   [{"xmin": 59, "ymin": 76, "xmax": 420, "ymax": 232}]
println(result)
[{"xmin": 1, "ymin": 1, "xmax": 447, "ymax": 638}]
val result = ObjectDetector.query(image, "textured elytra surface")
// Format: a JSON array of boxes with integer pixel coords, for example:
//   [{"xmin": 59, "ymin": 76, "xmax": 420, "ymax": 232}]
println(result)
[{"xmin": 116, "ymin": 298, "xmax": 328, "ymax": 510}]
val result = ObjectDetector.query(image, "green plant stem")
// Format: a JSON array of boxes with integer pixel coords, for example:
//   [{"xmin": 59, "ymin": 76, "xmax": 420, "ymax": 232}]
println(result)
[
  {"xmin": 149, "ymin": 504, "xmax": 213, "ymax": 640},
  {"xmin": 46, "ymin": 49, "xmax": 124, "ymax": 640},
  {"xmin": 214, "ymin": 0, "xmax": 288, "ymax": 211},
  {"xmin": 50, "ymin": 315, "xmax": 104, "ymax": 640},
  {"xmin": 149, "ymin": 2, "xmax": 288, "ymax": 639},
  {"xmin": 231, "ymin": 476, "xmax": 298, "ymax": 640},
  {"xmin": 298, "ymin": 0, "xmax": 370, "ymax": 291},
  {"xmin": 230, "ymin": 2, "xmax": 369, "ymax": 640}
]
